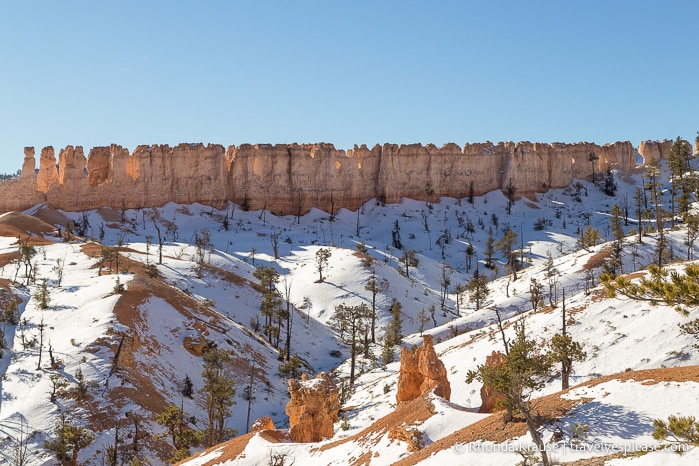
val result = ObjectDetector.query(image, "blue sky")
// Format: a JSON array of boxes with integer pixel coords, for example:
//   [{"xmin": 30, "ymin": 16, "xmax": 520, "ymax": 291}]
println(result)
[{"xmin": 0, "ymin": 1, "xmax": 697, "ymax": 174}]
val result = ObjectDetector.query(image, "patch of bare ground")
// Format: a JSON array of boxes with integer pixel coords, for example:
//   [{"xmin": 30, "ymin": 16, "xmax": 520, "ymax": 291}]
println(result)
[
  {"xmin": 0, "ymin": 251, "xmax": 18, "ymax": 268},
  {"xmin": 202, "ymin": 263, "xmax": 262, "ymax": 291},
  {"xmin": 29, "ymin": 205, "xmax": 70, "ymax": 230},
  {"xmin": 0, "ymin": 211, "xmax": 55, "ymax": 245},
  {"xmin": 394, "ymin": 366, "xmax": 699, "ymax": 466},
  {"xmin": 582, "ymin": 247, "xmax": 611, "ymax": 271}
]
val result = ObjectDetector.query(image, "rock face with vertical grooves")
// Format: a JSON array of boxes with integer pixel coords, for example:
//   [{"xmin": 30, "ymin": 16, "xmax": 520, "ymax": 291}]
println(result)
[
  {"xmin": 285, "ymin": 372, "xmax": 341, "ymax": 443},
  {"xmin": 396, "ymin": 335, "xmax": 451, "ymax": 403},
  {"xmin": 0, "ymin": 140, "xmax": 645, "ymax": 215}
]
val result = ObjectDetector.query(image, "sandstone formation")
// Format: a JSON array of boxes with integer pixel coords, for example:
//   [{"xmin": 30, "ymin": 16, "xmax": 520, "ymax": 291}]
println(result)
[
  {"xmin": 478, "ymin": 351, "xmax": 507, "ymax": 414},
  {"xmin": 638, "ymin": 139, "xmax": 674, "ymax": 164},
  {"xmin": 251, "ymin": 415, "xmax": 276, "ymax": 432},
  {"xmin": 396, "ymin": 335, "xmax": 451, "ymax": 403},
  {"xmin": 285, "ymin": 372, "xmax": 341, "ymax": 443},
  {"xmin": 0, "ymin": 140, "xmax": 643, "ymax": 215}
]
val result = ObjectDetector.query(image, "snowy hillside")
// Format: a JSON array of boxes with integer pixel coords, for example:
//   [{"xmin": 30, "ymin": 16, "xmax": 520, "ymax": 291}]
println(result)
[{"xmin": 1, "ymin": 157, "xmax": 699, "ymax": 465}]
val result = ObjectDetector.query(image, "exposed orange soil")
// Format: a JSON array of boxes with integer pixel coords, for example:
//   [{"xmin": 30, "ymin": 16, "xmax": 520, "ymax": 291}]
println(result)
[
  {"xmin": 582, "ymin": 246, "xmax": 612, "ymax": 271},
  {"xmin": 0, "ymin": 211, "xmax": 55, "ymax": 245},
  {"xmin": 394, "ymin": 365, "xmax": 699, "ymax": 465}
]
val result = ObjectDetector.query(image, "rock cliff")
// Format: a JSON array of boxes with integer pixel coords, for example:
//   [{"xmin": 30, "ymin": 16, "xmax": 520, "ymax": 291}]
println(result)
[
  {"xmin": 396, "ymin": 335, "xmax": 451, "ymax": 403},
  {"xmin": 638, "ymin": 139, "xmax": 674, "ymax": 164},
  {"xmin": 285, "ymin": 372, "xmax": 341, "ymax": 443},
  {"xmin": 0, "ymin": 140, "xmax": 642, "ymax": 215}
]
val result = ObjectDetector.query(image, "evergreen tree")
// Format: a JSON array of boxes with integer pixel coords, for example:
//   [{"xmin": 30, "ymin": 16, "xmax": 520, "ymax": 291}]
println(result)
[
  {"xmin": 182, "ymin": 375, "xmax": 194, "ymax": 398},
  {"xmin": 608, "ymin": 203, "xmax": 625, "ymax": 275},
  {"xmin": 548, "ymin": 291, "xmax": 586, "ymax": 389},
  {"xmin": 364, "ymin": 273, "xmax": 382, "ymax": 343},
  {"xmin": 200, "ymin": 348, "xmax": 237, "ymax": 448},
  {"xmin": 634, "ymin": 186, "xmax": 644, "ymax": 243},
  {"xmin": 484, "ymin": 227, "xmax": 496, "ymax": 269},
  {"xmin": 332, "ymin": 303, "xmax": 371, "ymax": 384},
  {"xmin": 315, "ymin": 248, "xmax": 332, "ymax": 282},
  {"xmin": 253, "ymin": 266, "xmax": 283, "ymax": 345},
  {"xmin": 386, "ymin": 299, "xmax": 403, "ymax": 347},
  {"xmin": 602, "ymin": 263, "xmax": 699, "ymax": 316},
  {"xmin": 529, "ymin": 278, "xmax": 544, "ymax": 312},
  {"xmin": 603, "ymin": 166, "xmax": 617, "ymax": 196},
  {"xmin": 467, "ymin": 269, "xmax": 489, "ymax": 310},
  {"xmin": 156, "ymin": 404, "xmax": 203, "ymax": 462},
  {"xmin": 44, "ymin": 413, "xmax": 95, "ymax": 466},
  {"xmin": 466, "ymin": 320, "xmax": 553, "ymax": 465},
  {"xmin": 34, "ymin": 279, "xmax": 50, "ymax": 310},
  {"xmin": 391, "ymin": 220, "xmax": 402, "ymax": 249},
  {"xmin": 398, "ymin": 249, "xmax": 419, "ymax": 278},
  {"xmin": 667, "ymin": 137, "xmax": 693, "ymax": 224},
  {"xmin": 497, "ymin": 227, "xmax": 518, "ymax": 280}
]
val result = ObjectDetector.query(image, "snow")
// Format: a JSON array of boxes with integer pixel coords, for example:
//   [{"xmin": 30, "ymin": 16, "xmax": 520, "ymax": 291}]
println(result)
[{"xmin": 1, "ymin": 157, "xmax": 698, "ymax": 464}]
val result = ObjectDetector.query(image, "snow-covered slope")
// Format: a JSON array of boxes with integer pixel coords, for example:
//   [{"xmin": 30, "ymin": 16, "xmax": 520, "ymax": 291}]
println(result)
[{"xmin": 1, "ymin": 159, "xmax": 698, "ymax": 465}]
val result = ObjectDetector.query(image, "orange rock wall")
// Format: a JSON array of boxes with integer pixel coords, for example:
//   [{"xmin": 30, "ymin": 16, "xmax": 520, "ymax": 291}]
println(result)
[{"xmin": 0, "ymin": 141, "xmax": 640, "ymax": 215}]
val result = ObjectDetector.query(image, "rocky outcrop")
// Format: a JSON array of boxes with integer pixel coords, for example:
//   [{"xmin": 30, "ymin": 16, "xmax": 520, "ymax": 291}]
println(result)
[
  {"xmin": 0, "ymin": 140, "xmax": 643, "ymax": 215},
  {"xmin": 251, "ymin": 415, "xmax": 276, "ymax": 432},
  {"xmin": 478, "ymin": 351, "xmax": 507, "ymax": 413},
  {"xmin": 396, "ymin": 335, "xmax": 451, "ymax": 403},
  {"xmin": 285, "ymin": 372, "xmax": 341, "ymax": 443},
  {"xmin": 638, "ymin": 139, "xmax": 674, "ymax": 164}
]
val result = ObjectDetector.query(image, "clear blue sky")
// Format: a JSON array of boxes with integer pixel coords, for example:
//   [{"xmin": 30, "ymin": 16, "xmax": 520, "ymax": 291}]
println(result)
[{"xmin": 1, "ymin": 1, "xmax": 697, "ymax": 174}]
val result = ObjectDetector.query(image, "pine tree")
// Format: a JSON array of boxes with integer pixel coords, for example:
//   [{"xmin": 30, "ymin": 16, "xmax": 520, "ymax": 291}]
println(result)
[
  {"xmin": 484, "ymin": 228, "xmax": 496, "ymax": 269},
  {"xmin": 603, "ymin": 166, "xmax": 617, "ymax": 196},
  {"xmin": 497, "ymin": 227, "xmax": 518, "ymax": 280},
  {"xmin": 386, "ymin": 299, "xmax": 403, "ymax": 347},
  {"xmin": 529, "ymin": 278, "xmax": 544, "ymax": 312},
  {"xmin": 315, "ymin": 248, "xmax": 332, "ymax": 282},
  {"xmin": 44, "ymin": 413, "xmax": 95, "ymax": 466},
  {"xmin": 466, "ymin": 320, "xmax": 553, "ymax": 465},
  {"xmin": 391, "ymin": 220, "xmax": 402, "ymax": 249},
  {"xmin": 467, "ymin": 269, "xmax": 489, "ymax": 310},
  {"xmin": 332, "ymin": 303, "xmax": 371, "ymax": 384},
  {"xmin": 253, "ymin": 266, "xmax": 283, "ymax": 344},
  {"xmin": 156, "ymin": 404, "xmax": 203, "ymax": 462},
  {"xmin": 548, "ymin": 290, "xmax": 586, "ymax": 389},
  {"xmin": 363, "ymin": 273, "xmax": 383, "ymax": 343},
  {"xmin": 200, "ymin": 348, "xmax": 237, "ymax": 447},
  {"xmin": 398, "ymin": 249, "xmax": 419, "ymax": 278}
]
